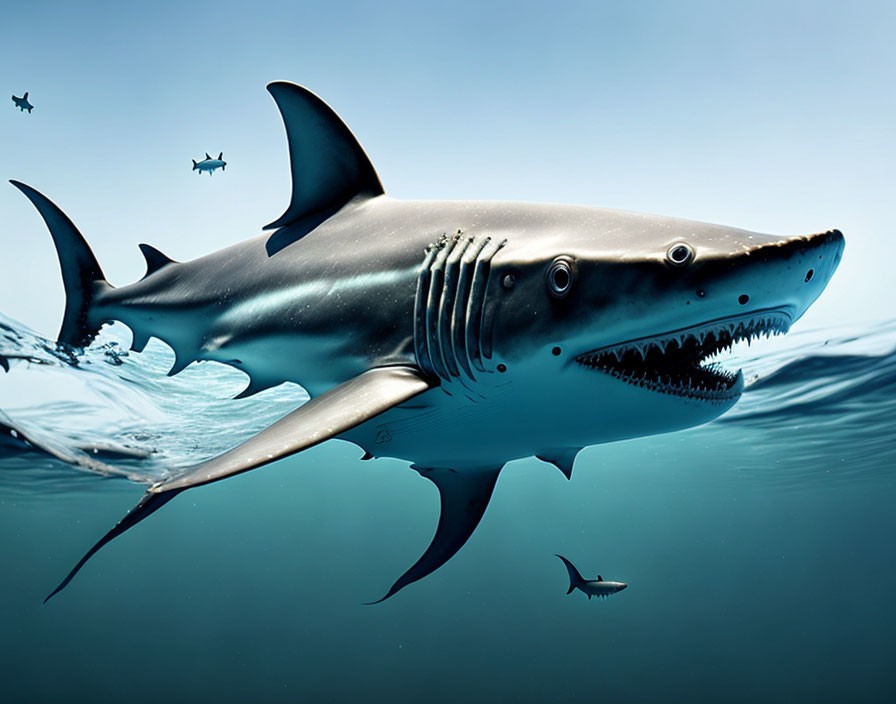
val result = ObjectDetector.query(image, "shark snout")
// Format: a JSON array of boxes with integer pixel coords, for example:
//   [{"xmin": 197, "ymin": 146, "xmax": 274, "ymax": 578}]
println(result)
[
  {"xmin": 749, "ymin": 228, "xmax": 844, "ymax": 314},
  {"xmin": 688, "ymin": 228, "xmax": 844, "ymax": 324},
  {"xmin": 755, "ymin": 228, "xmax": 843, "ymax": 264}
]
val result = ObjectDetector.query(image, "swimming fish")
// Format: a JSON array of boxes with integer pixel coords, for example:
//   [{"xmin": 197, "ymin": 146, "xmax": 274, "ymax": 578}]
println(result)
[
  {"xmin": 11, "ymin": 92, "xmax": 33, "ymax": 113},
  {"xmin": 555, "ymin": 554, "xmax": 627, "ymax": 600},
  {"xmin": 192, "ymin": 152, "xmax": 226, "ymax": 175}
]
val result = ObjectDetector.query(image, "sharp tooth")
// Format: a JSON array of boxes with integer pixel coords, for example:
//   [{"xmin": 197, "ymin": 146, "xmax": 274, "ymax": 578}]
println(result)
[{"xmin": 613, "ymin": 348, "xmax": 623, "ymax": 362}]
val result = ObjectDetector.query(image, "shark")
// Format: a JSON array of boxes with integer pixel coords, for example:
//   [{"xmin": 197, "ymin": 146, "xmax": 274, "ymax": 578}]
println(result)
[
  {"xmin": 8, "ymin": 81, "xmax": 845, "ymax": 604},
  {"xmin": 12, "ymin": 92, "xmax": 33, "ymax": 113},
  {"xmin": 192, "ymin": 152, "xmax": 226, "ymax": 176},
  {"xmin": 555, "ymin": 555, "xmax": 627, "ymax": 600}
]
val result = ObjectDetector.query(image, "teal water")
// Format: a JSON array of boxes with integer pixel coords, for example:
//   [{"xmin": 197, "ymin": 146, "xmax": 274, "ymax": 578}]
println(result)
[{"xmin": 1, "ymin": 315, "xmax": 894, "ymax": 702}]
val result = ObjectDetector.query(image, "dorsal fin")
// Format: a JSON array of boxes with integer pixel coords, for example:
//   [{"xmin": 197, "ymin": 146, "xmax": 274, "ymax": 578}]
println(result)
[
  {"xmin": 23, "ymin": 92, "xmax": 28, "ymax": 100},
  {"xmin": 217, "ymin": 152, "xmax": 223, "ymax": 160},
  {"xmin": 263, "ymin": 82, "xmax": 384, "ymax": 231},
  {"xmin": 597, "ymin": 574, "xmax": 603, "ymax": 581},
  {"xmin": 205, "ymin": 152, "xmax": 211, "ymax": 160},
  {"xmin": 138, "ymin": 243, "xmax": 176, "ymax": 277}
]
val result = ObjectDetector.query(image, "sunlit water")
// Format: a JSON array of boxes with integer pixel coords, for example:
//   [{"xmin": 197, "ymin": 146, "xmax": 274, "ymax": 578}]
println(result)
[{"xmin": 1, "ymin": 312, "xmax": 894, "ymax": 702}]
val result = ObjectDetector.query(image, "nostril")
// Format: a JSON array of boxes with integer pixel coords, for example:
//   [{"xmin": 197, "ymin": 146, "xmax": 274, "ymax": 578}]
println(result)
[
  {"xmin": 738, "ymin": 294, "xmax": 750, "ymax": 305},
  {"xmin": 805, "ymin": 269, "xmax": 814, "ymax": 282}
]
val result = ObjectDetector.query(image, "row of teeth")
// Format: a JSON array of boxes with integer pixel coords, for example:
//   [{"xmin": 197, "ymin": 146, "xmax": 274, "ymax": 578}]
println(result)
[
  {"xmin": 575, "ymin": 313, "xmax": 791, "ymax": 401},
  {"xmin": 581, "ymin": 314, "xmax": 791, "ymax": 365},
  {"xmin": 593, "ymin": 363, "xmax": 739, "ymax": 402}
]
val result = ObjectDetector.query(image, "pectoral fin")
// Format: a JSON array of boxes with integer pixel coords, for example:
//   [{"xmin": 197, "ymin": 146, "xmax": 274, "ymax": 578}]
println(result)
[
  {"xmin": 157, "ymin": 366, "xmax": 433, "ymax": 492},
  {"xmin": 366, "ymin": 464, "xmax": 503, "ymax": 604},
  {"xmin": 44, "ymin": 366, "xmax": 435, "ymax": 602}
]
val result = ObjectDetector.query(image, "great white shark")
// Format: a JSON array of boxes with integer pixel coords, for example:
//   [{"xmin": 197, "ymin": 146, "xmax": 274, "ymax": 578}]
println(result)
[{"xmin": 9, "ymin": 81, "xmax": 844, "ymax": 604}]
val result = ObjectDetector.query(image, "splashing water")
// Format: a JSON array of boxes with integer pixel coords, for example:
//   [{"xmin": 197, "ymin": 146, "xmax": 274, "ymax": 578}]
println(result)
[
  {"xmin": 1, "ymin": 311, "xmax": 894, "ymax": 493},
  {"xmin": 0, "ymin": 313, "xmax": 306, "ymax": 493}
]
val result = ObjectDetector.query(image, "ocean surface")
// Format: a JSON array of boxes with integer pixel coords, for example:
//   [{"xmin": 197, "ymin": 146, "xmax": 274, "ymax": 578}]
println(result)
[{"xmin": 1, "ymin": 312, "xmax": 894, "ymax": 702}]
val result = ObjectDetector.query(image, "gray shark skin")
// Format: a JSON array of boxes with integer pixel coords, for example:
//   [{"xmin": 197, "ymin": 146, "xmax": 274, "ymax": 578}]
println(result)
[
  {"xmin": 8, "ymin": 81, "xmax": 845, "ymax": 604},
  {"xmin": 12, "ymin": 92, "xmax": 33, "ymax": 113},
  {"xmin": 192, "ymin": 152, "xmax": 226, "ymax": 175},
  {"xmin": 556, "ymin": 555, "xmax": 627, "ymax": 600}
]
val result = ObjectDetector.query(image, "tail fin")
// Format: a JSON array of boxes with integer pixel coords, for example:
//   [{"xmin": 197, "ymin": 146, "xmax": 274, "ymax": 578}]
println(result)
[
  {"xmin": 44, "ymin": 488, "xmax": 184, "ymax": 603},
  {"xmin": 192, "ymin": 159, "xmax": 198, "ymax": 169},
  {"xmin": 10, "ymin": 181, "xmax": 110, "ymax": 346},
  {"xmin": 555, "ymin": 554, "xmax": 584, "ymax": 595}
]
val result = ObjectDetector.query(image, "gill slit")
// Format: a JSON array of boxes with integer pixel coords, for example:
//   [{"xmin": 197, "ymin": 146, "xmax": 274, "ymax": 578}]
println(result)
[{"xmin": 413, "ymin": 233, "xmax": 506, "ymax": 393}]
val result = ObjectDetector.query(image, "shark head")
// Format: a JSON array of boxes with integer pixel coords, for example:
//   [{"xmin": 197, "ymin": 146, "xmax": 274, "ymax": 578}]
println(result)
[{"xmin": 481, "ymin": 206, "xmax": 844, "ymax": 449}]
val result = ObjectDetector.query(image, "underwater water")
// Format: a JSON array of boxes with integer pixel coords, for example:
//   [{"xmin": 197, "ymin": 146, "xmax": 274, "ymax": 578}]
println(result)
[{"xmin": 1, "ymin": 312, "xmax": 894, "ymax": 702}]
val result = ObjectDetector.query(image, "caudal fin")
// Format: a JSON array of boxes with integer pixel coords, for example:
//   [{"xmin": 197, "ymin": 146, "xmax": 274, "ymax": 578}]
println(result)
[
  {"xmin": 10, "ymin": 181, "xmax": 110, "ymax": 346},
  {"xmin": 555, "ymin": 554, "xmax": 584, "ymax": 595}
]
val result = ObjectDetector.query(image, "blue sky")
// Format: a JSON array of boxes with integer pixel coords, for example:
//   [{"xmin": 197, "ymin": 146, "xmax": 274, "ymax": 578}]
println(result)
[{"xmin": 2, "ymin": 0, "xmax": 893, "ymax": 336}]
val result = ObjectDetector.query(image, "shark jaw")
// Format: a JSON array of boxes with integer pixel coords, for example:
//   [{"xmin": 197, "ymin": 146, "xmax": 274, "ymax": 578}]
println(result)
[{"xmin": 574, "ymin": 308, "xmax": 793, "ymax": 403}]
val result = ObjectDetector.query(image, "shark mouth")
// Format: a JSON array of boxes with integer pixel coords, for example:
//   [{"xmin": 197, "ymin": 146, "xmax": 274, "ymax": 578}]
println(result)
[{"xmin": 575, "ymin": 309, "xmax": 792, "ymax": 402}]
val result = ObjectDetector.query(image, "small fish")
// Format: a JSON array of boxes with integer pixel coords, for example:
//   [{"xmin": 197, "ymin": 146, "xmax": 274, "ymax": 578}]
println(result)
[
  {"xmin": 555, "ymin": 554, "xmax": 627, "ymax": 600},
  {"xmin": 192, "ymin": 152, "xmax": 226, "ymax": 176},
  {"xmin": 12, "ymin": 92, "xmax": 33, "ymax": 113}
]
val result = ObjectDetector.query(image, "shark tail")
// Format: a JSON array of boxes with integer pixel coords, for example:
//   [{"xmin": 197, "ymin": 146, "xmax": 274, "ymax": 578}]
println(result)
[
  {"xmin": 10, "ymin": 181, "xmax": 111, "ymax": 347},
  {"xmin": 555, "ymin": 554, "xmax": 584, "ymax": 595}
]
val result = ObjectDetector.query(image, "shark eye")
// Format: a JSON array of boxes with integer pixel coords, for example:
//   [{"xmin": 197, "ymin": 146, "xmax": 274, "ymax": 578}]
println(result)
[
  {"xmin": 666, "ymin": 243, "xmax": 694, "ymax": 267},
  {"xmin": 547, "ymin": 258, "xmax": 575, "ymax": 298}
]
